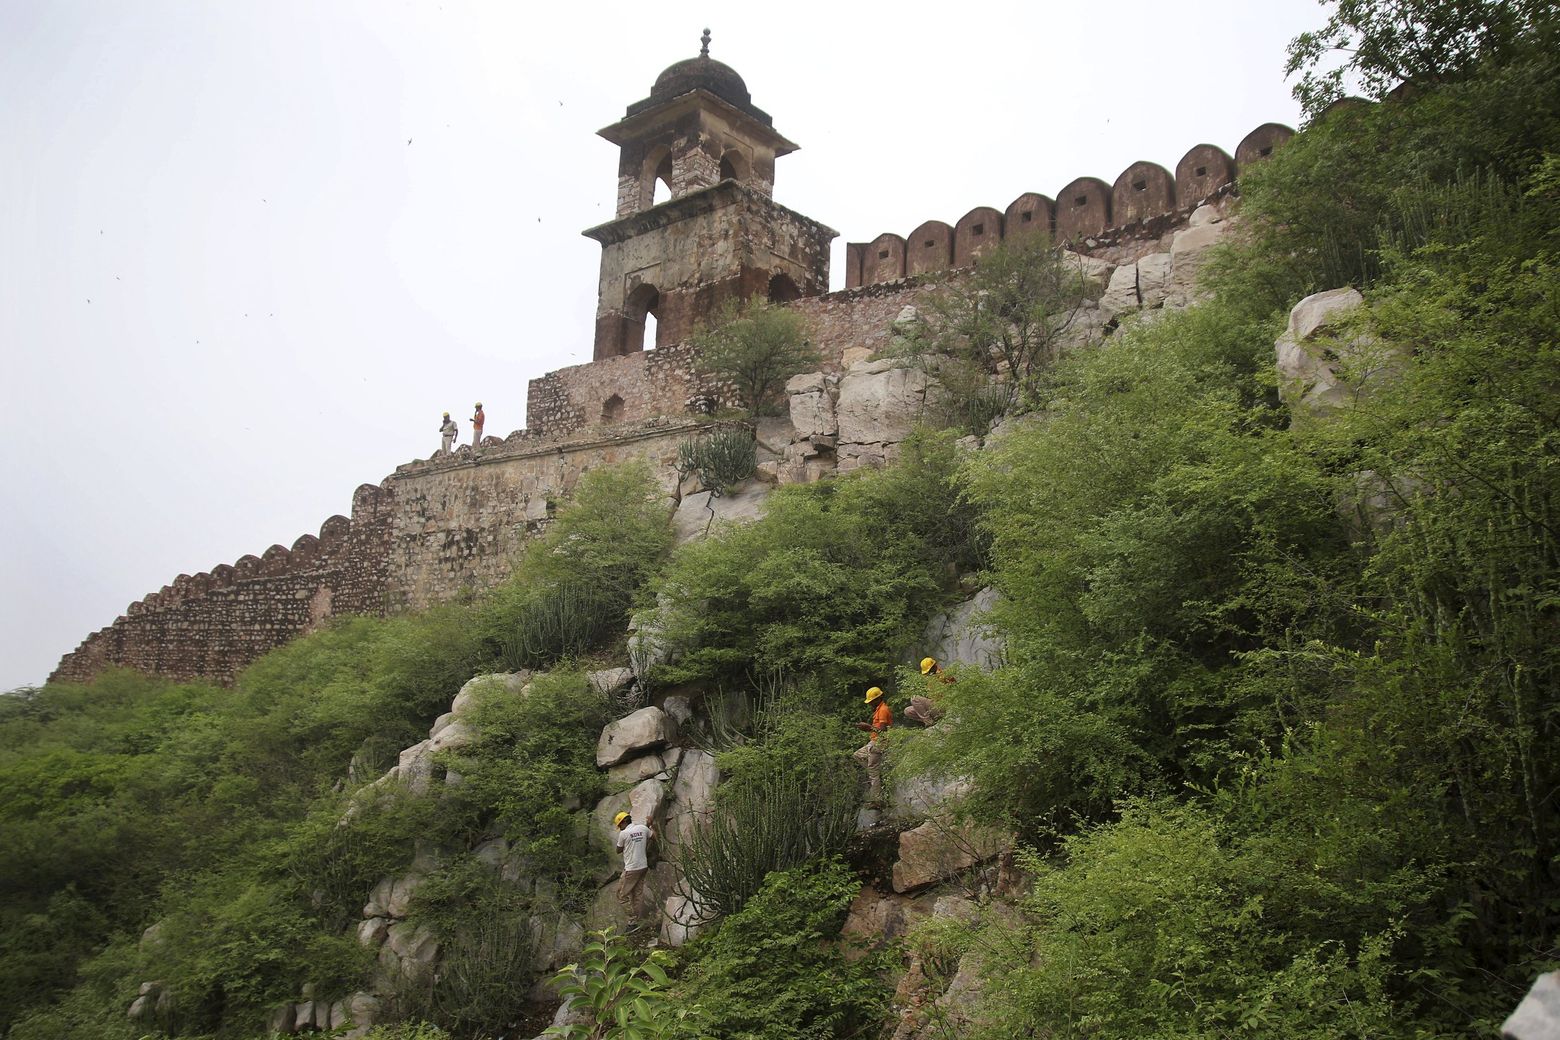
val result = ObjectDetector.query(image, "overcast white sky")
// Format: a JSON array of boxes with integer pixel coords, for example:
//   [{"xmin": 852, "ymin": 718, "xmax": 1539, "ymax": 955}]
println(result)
[{"xmin": 0, "ymin": 0, "xmax": 1325, "ymax": 690}]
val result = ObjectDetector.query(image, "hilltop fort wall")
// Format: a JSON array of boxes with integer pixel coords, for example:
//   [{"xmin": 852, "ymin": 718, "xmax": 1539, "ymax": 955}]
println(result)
[
  {"xmin": 51, "ymin": 485, "xmax": 395, "ymax": 686},
  {"xmin": 49, "ymin": 116, "xmax": 1293, "ymax": 688}
]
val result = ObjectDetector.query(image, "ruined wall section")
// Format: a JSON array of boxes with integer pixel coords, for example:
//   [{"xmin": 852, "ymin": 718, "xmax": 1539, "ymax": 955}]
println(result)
[
  {"xmin": 846, "ymin": 123, "xmax": 1293, "ymax": 287},
  {"xmin": 383, "ymin": 418, "xmax": 713, "ymax": 611},
  {"xmin": 789, "ymin": 279, "xmax": 942, "ymax": 371},
  {"xmin": 526, "ymin": 342, "xmax": 732, "ymax": 437},
  {"xmin": 50, "ymin": 484, "xmax": 395, "ymax": 687}
]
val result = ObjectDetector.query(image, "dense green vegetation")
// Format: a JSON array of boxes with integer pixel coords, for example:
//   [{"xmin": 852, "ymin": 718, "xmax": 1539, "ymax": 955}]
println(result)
[
  {"xmin": 4, "ymin": 2, "xmax": 1557, "ymax": 1036},
  {"xmin": 0, "ymin": 465, "xmax": 669, "ymax": 1039}
]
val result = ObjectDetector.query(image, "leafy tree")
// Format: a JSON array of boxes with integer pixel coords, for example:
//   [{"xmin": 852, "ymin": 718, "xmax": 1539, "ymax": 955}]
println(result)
[
  {"xmin": 693, "ymin": 300, "xmax": 819, "ymax": 417},
  {"xmin": 1286, "ymin": 0, "xmax": 1559, "ymax": 115},
  {"xmin": 901, "ymin": 233, "xmax": 1096, "ymax": 431},
  {"xmin": 485, "ymin": 460, "xmax": 674, "ymax": 669},
  {"xmin": 650, "ymin": 431, "xmax": 981, "ymax": 690}
]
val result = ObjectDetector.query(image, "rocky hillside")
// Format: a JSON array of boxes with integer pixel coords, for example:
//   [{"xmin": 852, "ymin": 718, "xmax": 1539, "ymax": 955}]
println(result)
[{"xmin": 5, "ymin": 5, "xmax": 1560, "ymax": 1039}]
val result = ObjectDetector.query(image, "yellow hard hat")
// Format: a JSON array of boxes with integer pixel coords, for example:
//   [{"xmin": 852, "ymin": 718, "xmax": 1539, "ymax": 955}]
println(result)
[
  {"xmin": 475, "ymin": 402, "xmax": 482, "ymax": 408},
  {"xmin": 920, "ymin": 657, "xmax": 937, "ymax": 675},
  {"xmin": 613, "ymin": 811, "xmax": 630, "ymax": 828},
  {"xmin": 864, "ymin": 686, "xmax": 884, "ymax": 704},
  {"xmin": 442, "ymin": 411, "xmax": 450, "ymax": 417}
]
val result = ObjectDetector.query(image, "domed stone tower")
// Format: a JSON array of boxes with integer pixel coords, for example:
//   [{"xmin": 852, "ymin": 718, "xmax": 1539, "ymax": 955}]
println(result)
[{"xmin": 583, "ymin": 31, "xmax": 836, "ymax": 360}]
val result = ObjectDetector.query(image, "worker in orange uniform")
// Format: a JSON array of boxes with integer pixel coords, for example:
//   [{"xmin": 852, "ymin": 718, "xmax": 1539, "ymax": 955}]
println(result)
[
  {"xmin": 470, "ymin": 402, "xmax": 485, "ymax": 446},
  {"xmin": 853, "ymin": 686, "xmax": 893, "ymax": 806}
]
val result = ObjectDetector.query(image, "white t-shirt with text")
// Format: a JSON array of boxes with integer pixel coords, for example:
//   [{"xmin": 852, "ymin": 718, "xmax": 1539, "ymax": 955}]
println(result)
[{"xmin": 615, "ymin": 822, "xmax": 653, "ymax": 872}]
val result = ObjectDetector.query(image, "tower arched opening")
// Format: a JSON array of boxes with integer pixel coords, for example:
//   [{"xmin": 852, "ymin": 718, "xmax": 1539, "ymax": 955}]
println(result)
[
  {"xmin": 719, "ymin": 149, "xmax": 750, "ymax": 184},
  {"xmin": 622, "ymin": 283, "xmax": 662, "ymax": 353},
  {"xmin": 767, "ymin": 272, "xmax": 801, "ymax": 303}
]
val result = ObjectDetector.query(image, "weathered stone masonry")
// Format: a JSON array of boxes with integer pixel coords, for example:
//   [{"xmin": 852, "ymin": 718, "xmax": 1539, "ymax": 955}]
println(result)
[
  {"xmin": 52, "ymin": 484, "xmax": 395, "ymax": 686},
  {"xmin": 50, "ymin": 39, "xmax": 1294, "ymax": 688}
]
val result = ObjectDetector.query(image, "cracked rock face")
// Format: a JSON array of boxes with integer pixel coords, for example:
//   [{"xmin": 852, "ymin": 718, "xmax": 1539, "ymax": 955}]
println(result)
[{"xmin": 595, "ymin": 706, "xmax": 672, "ymax": 767}]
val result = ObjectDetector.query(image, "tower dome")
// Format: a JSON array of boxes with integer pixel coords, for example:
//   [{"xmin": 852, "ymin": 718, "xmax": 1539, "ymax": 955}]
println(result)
[
  {"xmin": 624, "ymin": 30, "xmax": 772, "ymax": 125},
  {"xmin": 650, "ymin": 55, "xmax": 750, "ymax": 109}
]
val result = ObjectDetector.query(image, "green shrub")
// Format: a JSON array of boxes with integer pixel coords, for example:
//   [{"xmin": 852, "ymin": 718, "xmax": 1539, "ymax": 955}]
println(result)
[
  {"xmin": 485, "ymin": 461, "xmax": 673, "ymax": 671},
  {"xmin": 651, "ymin": 431, "xmax": 982, "ymax": 690},
  {"xmin": 395, "ymin": 860, "xmax": 542, "ymax": 1036},
  {"xmin": 969, "ymin": 802, "xmax": 1410, "ymax": 1040},
  {"xmin": 443, "ymin": 669, "xmax": 607, "ymax": 893},
  {"xmin": 678, "ymin": 858, "xmax": 890, "ymax": 1040},
  {"xmin": 676, "ymin": 691, "xmax": 859, "ymax": 919},
  {"xmin": 545, "ymin": 930, "xmax": 694, "ymax": 1040}
]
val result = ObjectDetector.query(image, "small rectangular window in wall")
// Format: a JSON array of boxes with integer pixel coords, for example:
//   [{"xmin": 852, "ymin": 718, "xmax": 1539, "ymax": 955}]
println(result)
[{"xmin": 972, "ymin": 224, "xmax": 984, "ymax": 236}]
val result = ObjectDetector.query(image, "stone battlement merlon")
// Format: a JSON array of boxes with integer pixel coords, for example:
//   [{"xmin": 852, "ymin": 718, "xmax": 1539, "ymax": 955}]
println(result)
[{"xmin": 845, "ymin": 122, "xmax": 1293, "ymax": 288}]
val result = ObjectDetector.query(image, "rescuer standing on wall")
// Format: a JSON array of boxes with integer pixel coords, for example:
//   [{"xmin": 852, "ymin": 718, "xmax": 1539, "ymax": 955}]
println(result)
[
  {"xmin": 853, "ymin": 686, "xmax": 893, "ymax": 806},
  {"xmin": 614, "ymin": 810, "xmax": 654, "ymax": 929},
  {"xmin": 439, "ymin": 412, "xmax": 457, "ymax": 454},
  {"xmin": 470, "ymin": 402, "xmax": 484, "ymax": 446}
]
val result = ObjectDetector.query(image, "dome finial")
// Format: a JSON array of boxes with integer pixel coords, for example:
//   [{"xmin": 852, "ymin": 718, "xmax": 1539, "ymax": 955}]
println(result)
[{"xmin": 700, "ymin": 28, "xmax": 711, "ymax": 57}]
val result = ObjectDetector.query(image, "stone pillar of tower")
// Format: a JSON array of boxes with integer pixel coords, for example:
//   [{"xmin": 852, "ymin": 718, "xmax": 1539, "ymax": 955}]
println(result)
[{"xmin": 583, "ymin": 31, "xmax": 837, "ymax": 361}]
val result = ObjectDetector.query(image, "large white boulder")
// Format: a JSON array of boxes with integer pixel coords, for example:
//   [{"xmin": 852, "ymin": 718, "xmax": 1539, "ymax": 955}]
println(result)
[
  {"xmin": 605, "ymin": 747, "xmax": 683, "ymax": 786},
  {"xmin": 1136, "ymin": 252, "xmax": 1172, "ymax": 309},
  {"xmin": 586, "ymin": 667, "xmax": 635, "ymax": 699},
  {"xmin": 629, "ymin": 777, "xmax": 670, "ymax": 829},
  {"xmin": 450, "ymin": 672, "xmax": 530, "ymax": 718},
  {"xmin": 661, "ymin": 889, "xmax": 714, "ymax": 947},
  {"xmin": 1165, "ymin": 221, "xmax": 1229, "ymax": 307},
  {"xmin": 663, "ymin": 750, "xmax": 719, "ymax": 848},
  {"xmin": 921, "ymin": 587, "xmax": 1005, "ymax": 671},
  {"xmin": 1504, "ymin": 971, "xmax": 1560, "ymax": 1040},
  {"xmin": 596, "ymin": 706, "xmax": 672, "ymax": 767},
  {"xmin": 672, "ymin": 481, "xmax": 772, "ymax": 545},
  {"xmin": 1100, "ymin": 264, "xmax": 1141, "ymax": 318},
  {"xmin": 1274, "ymin": 287, "xmax": 1398, "ymax": 419},
  {"xmin": 836, "ymin": 364, "xmax": 933, "ymax": 445},
  {"xmin": 380, "ymin": 921, "xmax": 439, "ymax": 980},
  {"xmin": 1059, "ymin": 250, "xmax": 1116, "ymax": 289},
  {"xmin": 787, "ymin": 372, "xmax": 838, "ymax": 440}
]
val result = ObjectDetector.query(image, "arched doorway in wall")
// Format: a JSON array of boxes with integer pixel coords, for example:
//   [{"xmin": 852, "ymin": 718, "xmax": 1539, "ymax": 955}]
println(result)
[
  {"xmin": 767, "ymin": 272, "xmax": 801, "ymax": 303},
  {"xmin": 602, "ymin": 394, "xmax": 625, "ymax": 423},
  {"xmin": 623, "ymin": 283, "xmax": 661, "ymax": 353}
]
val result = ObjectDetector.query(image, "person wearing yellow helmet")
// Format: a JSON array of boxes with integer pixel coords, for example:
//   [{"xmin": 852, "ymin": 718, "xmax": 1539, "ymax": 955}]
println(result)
[
  {"xmin": 852, "ymin": 686, "xmax": 893, "ymax": 806},
  {"xmin": 613, "ymin": 810, "xmax": 655, "ymax": 928},
  {"xmin": 470, "ymin": 402, "xmax": 485, "ymax": 446},
  {"xmin": 438, "ymin": 411, "xmax": 458, "ymax": 455},
  {"xmin": 906, "ymin": 657, "xmax": 951, "ymax": 727}
]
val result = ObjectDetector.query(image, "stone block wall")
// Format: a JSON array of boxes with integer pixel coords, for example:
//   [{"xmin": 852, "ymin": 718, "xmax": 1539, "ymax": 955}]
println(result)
[
  {"xmin": 384, "ymin": 419, "xmax": 707, "ymax": 611},
  {"xmin": 51, "ymin": 420, "xmax": 719, "ymax": 685},
  {"xmin": 51, "ymin": 484, "xmax": 395, "ymax": 686},
  {"xmin": 585, "ymin": 182, "xmax": 834, "ymax": 360}
]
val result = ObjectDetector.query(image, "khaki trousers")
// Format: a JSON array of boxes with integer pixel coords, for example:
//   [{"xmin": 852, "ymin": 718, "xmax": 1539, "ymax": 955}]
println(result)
[
  {"xmin": 854, "ymin": 740, "xmax": 883, "ymax": 801},
  {"xmin": 617, "ymin": 867, "xmax": 648, "ymax": 921}
]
